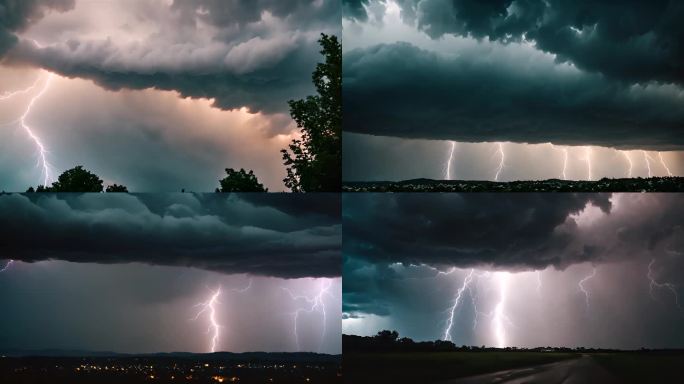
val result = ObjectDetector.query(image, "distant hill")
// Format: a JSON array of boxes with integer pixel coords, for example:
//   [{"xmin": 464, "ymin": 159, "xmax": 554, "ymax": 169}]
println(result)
[
  {"xmin": 343, "ymin": 177, "xmax": 684, "ymax": 192},
  {"xmin": 0, "ymin": 349, "xmax": 340, "ymax": 362}
]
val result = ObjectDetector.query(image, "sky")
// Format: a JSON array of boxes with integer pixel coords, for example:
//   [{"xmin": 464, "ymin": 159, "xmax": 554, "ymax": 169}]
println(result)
[
  {"xmin": 343, "ymin": 193, "xmax": 684, "ymax": 349},
  {"xmin": 0, "ymin": 0, "xmax": 341, "ymax": 191},
  {"xmin": 342, "ymin": 0, "xmax": 684, "ymax": 181},
  {"xmin": 0, "ymin": 193, "xmax": 342, "ymax": 354}
]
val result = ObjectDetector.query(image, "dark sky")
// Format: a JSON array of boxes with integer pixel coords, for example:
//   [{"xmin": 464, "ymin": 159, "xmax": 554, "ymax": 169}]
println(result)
[
  {"xmin": 0, "ymin": 193, "xmax": 342, "ymax": 354},
  {"xmin": 0, "ymin": 0, "xmax": 341, "ymax": 191},
  {"xmin": 342, "ymin": 0, "xmax": 684, "ymax": 181},
  {"xmin": 343, "ymin": 193, "xmax": 684, "ymax": 349}
]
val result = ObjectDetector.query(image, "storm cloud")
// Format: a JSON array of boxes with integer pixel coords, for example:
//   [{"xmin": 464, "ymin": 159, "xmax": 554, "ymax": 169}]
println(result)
[
  {"xmin": 343, "ymin": 193, "xmax": 683, "ymax": 271},
  {"xmin": 3, "ymin": 0, "xmax": 341, "ymax": 113},
  {"xmin": 0, "ymin": 193, "xmax": 341, "ymax": 278}
]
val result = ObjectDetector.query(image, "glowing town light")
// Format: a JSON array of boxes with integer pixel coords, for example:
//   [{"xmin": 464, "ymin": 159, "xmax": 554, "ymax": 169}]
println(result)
[
  {"xmin": 443, "ymin": 269, "xmax": 475, "ymax": 341},
  {"xmin": 578, "ymin": 267, "xmax": 597, "ymax": 310},
  {"xmin": 0, "ymin": 260, "xmax": 14, "ymax": 272},
  {"xmin": 282, "ymin": 279, "xmax": 333, "ymax": 352},
  {"xmin": 192, "ymin": 286, "xmax": 222, "ymax": 353},
  {"xmin": 647, "ymin": 259, "xmax": 682, "ymax": 312},
  {"xmin": 622, "ymin": 151, "xmax": 633, "ymax": 178},
  {"xmin": 492, "ymin": 272, "xmax": 509, "ymax": 348},
  {"xmin": 445, "ymin": 141, "xmax": 456, "ymax": 180},
  {"xmin": 494, "ymin": 143, "xmax": 505, "ymax": 181},
  {"xmin": 658, "ymin": 153, "xmax": 673, "ymax": 177}
]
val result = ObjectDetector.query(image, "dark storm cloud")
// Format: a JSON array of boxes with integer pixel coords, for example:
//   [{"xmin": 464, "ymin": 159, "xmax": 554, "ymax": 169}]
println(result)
[
  {"xmin": 0, "ymin": 0, "xmax": 74, "ymax": 55},
  {"xmin": 3, "ymin": 0, "xmax": 341, "ymax": 113},
  {"xmin": 352, "ymin": 0, "xmax": 684, "ymax": 85},
  {"xmin": 343, "ymin": 42, "xmax": 684, "ymax": 149},
  {"xmin": 0, "ymin": 193, "xmax": 341, "ymax": 278},
  {"xmin": 343, "ymin": 193, "xmax": 684, "ymax": 271},
  {"xmin": 342, "ymin": 0, "xmax": 370, "ymax": 22}
]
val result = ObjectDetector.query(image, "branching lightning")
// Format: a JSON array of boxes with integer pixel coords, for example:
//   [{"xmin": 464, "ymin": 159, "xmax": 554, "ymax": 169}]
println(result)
[
  {"xmin": 1, "ymin": 71, "xmax": 54, "ymax": 186},
  {"xmin": 192, "ymin": 286, "xmax": 222, "ymax": 353},
  {"xmin": 494, "ymin": 143, "xmax": 505, "ymax": 181},
  {"xmin": 445, "ymin": 141, "xmax": 456, "ymax": 180},
  {"xmin": 443, "ymin": 269, "xmax": 475, "ymax": 341},
  {"xmin": 0, "ymin": 260, "xmax": 14, "ymax": 273},
  {"xmin": 536, "ymin": 270, "xmax": 542, "ymax": 297},
  {"xmin": 622, "ymin": 151, "xmax": 633, "ymax": 178},
  {"xmin": 190, "ymin": 279, "xmax": 252, "ymax": 353},
  {"xmin": 647, "ymin": 259, "xmax": 682, "ymax": 313},
  {"xmin": 658, "ymin": 153, "xmax": 673, "ymax": 177},
  {"xmin": 642, "ymin": 151, "xmax": 657, "ymax": 178},
  {"xmin": 282, "ymin": 279, "xmax": 333, "ymax": 352},
  {"xmin": 578, "ymin": 267, "xmax": 597, "ymax": 311}
]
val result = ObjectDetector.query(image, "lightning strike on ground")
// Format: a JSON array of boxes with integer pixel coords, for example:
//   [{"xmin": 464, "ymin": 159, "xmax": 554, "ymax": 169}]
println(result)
[
  {"xmin": 192, "ymin": 286, "xmax": 222, "ymax": 353},
  {"xmin": 658, "ymin": 153, "xmax": 673, "ymax": 177},
  {"xmin": 584, "ymin": 147, "xmax": 592, "ymax": 180},
  {"xmin": 445, "ymin": 141, "xmax": 456, "ymax": 180},
  {"xmin": 642, "ymin": 151, "xmax": 657, "ymax": 178},
  {"xmin": 492, "ymin": 272, "xmax": 510, "ymax": 348},
  {"xmin": 622, "ymin": 151, "xmax": 633, "ymax": 178},
  {"xmin": 282, "ymin": 279, "xmax": 333, "ymax": 352},
  {"xmin": 578, "ymin": 267, "xmax": 597, "ymax": 311},
  {"xmin": 443, "ymin": 269, "xmax": 475, "ymax": 341},
  {"xmin": 647, "ymin": 259, "xmax": 682, "ymax": 313},
  {"xmin": 494, "ymin": 143, "xmax": 505, "ymax": 181}
]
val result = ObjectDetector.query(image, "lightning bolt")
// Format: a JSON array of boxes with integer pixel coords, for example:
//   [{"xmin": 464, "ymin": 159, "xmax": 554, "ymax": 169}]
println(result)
[
  {"xmin": 190, "ymin": 279, "xmax": 252, "ymax": 353},
  {"xmin": 647, "ymin": 259, "xmax": 682, "ymax": 312},
  {"xmin": 584, "ymin": 147, "xmax": 592, "ymax": 180},
  {"xmin": 445, "ymin": 141, "xmax": 456, "ymax": 180},
  {"xmin": 494, "ymin": 143, "xmax": 505, "ymax": 181},
  {"xmin": 192, "ymin": 286, "xmax": 222, "ymax": 353},
  {"xmin": 536, "ymin": 270, "xmax": 542, "ymax": 297},
  {"xmin": 282, "ymin": 279, "xmax": 333, "ymax": 352},
  {"xmin": 658, "ymin": 153, "xmax": 673, "ymax": 177},
  {"xmin": 443, "ymin": 269, "xmax": 475, "ymax": 341},
  {"xmin": 1, "ymin": 71, "xmax": 54, "ymax": 186},
  {"xmin": 622, "ymin": 151, "xmax": 633, "ymax": 178},
  {"xmin": 643, "ymin": 151, "xmax": 654, "ymax": 177},
  {"xmin": 549, "ymin": 144, "xmax": 568, "ymax": 179},
  {"xmin": 0, "ymin": 260, "xmax": 14, "ymax": 272},
  {"xmin": 578, "ymin": 267, "xmax": 597, "ymax": 311},
  {"xmin": 492, "ymin": 272, "xmax": 510, "ymax": 348}
]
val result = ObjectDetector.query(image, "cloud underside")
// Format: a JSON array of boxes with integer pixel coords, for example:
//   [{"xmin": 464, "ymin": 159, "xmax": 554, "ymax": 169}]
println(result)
[
  {"xmin": 0, "ymin": 193, "xmax": 341, "ymax": 278},
  {"xmin": 343, "ymin": 193, "xmax": 684, "ymax": 271},
  {"xmin": 1, "ymin": 0, "xmax": 341, "ymax": 113},
  {"xmin": 343, "ymin": 42, "xmax": 684, "ymax": 149}
]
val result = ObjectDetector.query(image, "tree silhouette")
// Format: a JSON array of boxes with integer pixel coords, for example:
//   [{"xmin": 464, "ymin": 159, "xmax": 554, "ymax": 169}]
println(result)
[
  {"xmin": 105, "ymin": 184, "xmax": 129, "ymax": 192},
  {"xmin": 217, "ymin": 168, "xmax": 267, "ymax": 192},
  {"xmin": 26, "ymin": 166, "xmax": 129, "ymax": 192},
  {"xmin": 281, "ymin": 34, "xmax": 341, "ymax": 192}
]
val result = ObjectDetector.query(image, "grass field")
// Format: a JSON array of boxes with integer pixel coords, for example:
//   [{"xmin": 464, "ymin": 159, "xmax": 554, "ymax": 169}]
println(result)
[
  {"xmin": 343, "ymin": 351, "xmax": 577, "ymax": 383},
  {"xmin": 592, "ymin": 352, "xmax": 682, "ymax": 383}
]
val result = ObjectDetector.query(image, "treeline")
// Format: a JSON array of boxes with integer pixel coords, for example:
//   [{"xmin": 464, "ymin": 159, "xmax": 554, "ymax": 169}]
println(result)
[{"xmin": 343, "ymin": 331, "xmax": 679, "ymax": 354}]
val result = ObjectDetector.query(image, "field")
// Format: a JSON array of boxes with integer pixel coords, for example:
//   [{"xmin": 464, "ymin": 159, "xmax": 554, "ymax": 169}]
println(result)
[
  {"xmin": 343, "ymin": 177, "xmax": 684, "ymax": 192},
  {"xmin": 343, "ymin": 351, "xmax": 576, "ymax": 383}
]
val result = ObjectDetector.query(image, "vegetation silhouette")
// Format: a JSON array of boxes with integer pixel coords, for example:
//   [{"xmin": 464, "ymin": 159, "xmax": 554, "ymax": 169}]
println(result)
[
  {"xmin": 281, "ymin": 34, "xmax": 341, "ymax": 192},
  {"xmin": 26, "ymin": 166, "xmax": 128, "ymax": 193},
  {"xmin": 216, "ymin": 168, "xmax": 267, "ymax": 192}
]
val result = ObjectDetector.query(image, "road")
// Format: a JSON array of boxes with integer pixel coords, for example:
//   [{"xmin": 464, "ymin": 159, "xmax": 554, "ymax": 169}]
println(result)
[{"xmin": 439, "ymin": 355, "xmax": 620, "ymax": 384}]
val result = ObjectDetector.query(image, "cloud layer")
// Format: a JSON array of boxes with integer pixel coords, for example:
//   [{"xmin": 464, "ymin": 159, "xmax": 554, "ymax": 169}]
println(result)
[{"xmin": 0, "ymin": 193, "xmax": 341, "ymax": 278}]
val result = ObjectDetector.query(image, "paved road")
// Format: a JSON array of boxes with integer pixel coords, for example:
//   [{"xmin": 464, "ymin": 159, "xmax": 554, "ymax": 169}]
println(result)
[{"xmin": 439, "ymin": 355, "xmax": 620, "ymax": 384}]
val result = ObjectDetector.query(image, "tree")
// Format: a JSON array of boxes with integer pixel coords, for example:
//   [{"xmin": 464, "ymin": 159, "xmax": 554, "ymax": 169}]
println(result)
[
  {"xmin": 26, "ymin": 166, "xmax": 129, "ymax": 192},
  {"xmin": 217, "ymin": 168, "xmax": 267, "ymax": 192},
  {"xmin": 281, "ymin": 34, "xmax": 341, "ymax": 192},
  {"xmin": 106, "ymin": 184, "xmax": 128, "ymax": 192}
]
